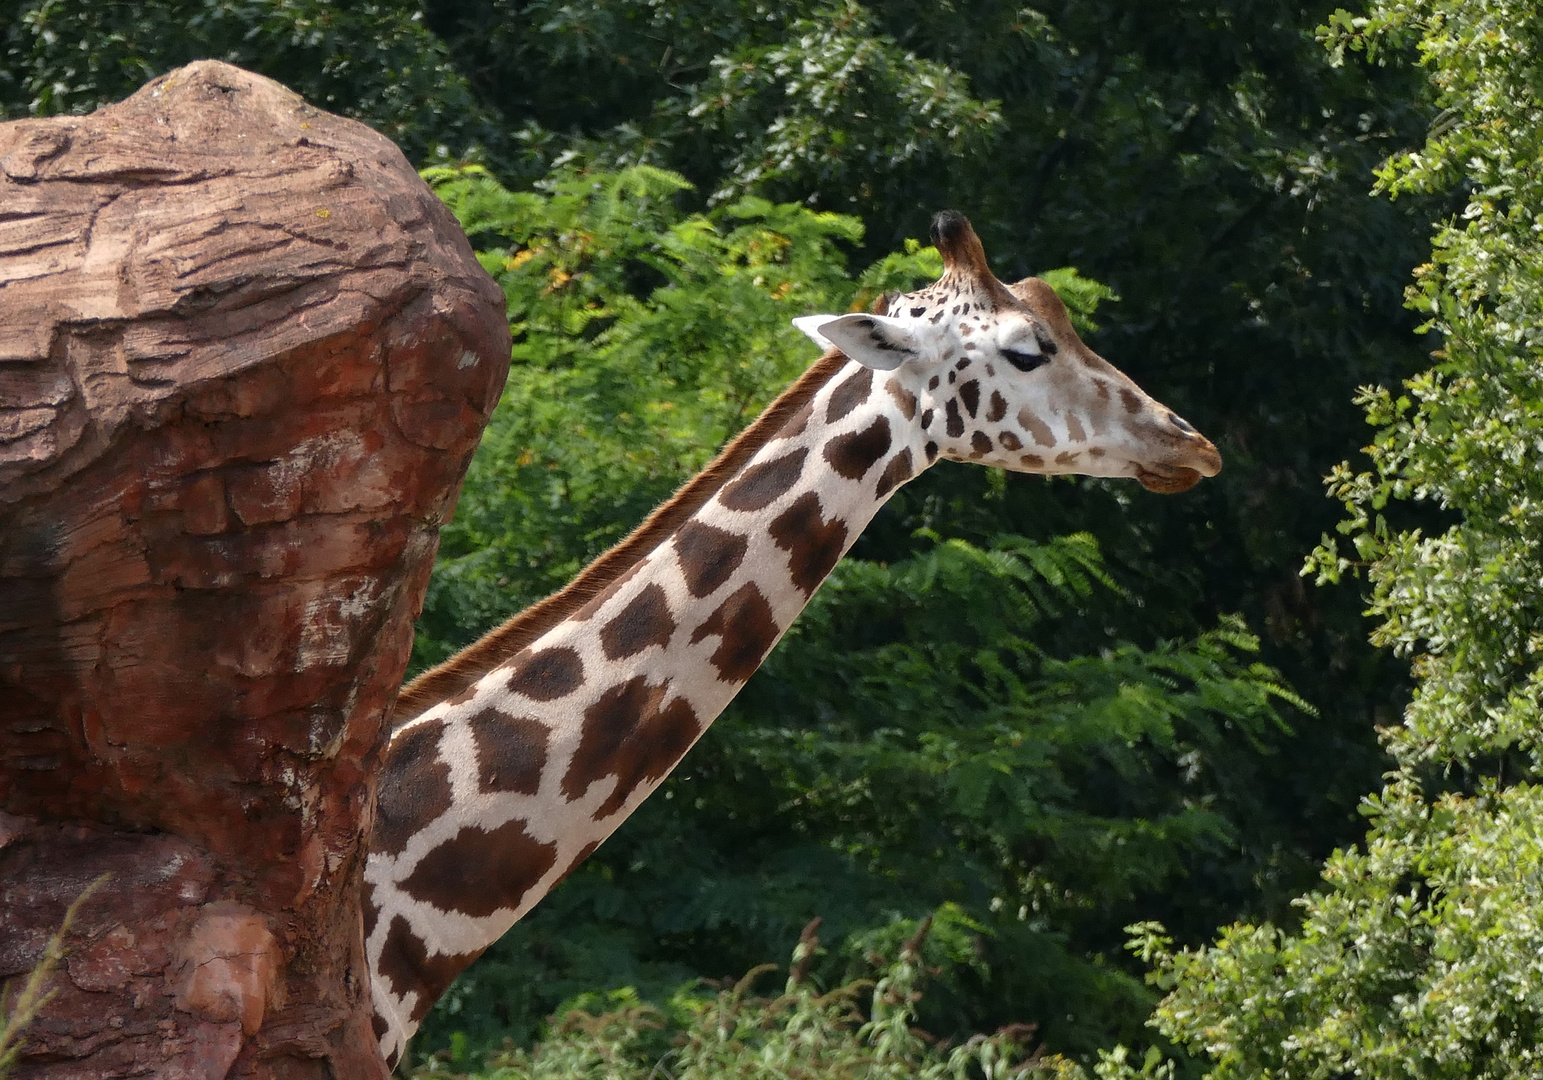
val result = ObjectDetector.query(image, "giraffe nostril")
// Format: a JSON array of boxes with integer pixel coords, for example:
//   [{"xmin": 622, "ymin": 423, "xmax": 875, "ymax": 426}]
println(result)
[{"xmin": 1168, "ymin": 412, "xmax": 1197, "ymax": 436}]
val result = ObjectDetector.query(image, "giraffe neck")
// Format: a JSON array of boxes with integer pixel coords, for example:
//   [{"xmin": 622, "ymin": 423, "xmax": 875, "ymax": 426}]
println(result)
[{"xmin": 364, "ymin": 359, "xmax": 928, "ymax": 1063}]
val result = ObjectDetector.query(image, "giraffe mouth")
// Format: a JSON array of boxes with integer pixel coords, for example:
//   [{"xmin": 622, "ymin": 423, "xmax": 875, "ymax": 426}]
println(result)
[{"xmin": 1135, "ymin": 463, "xmax": 1204, "ymax": 494}]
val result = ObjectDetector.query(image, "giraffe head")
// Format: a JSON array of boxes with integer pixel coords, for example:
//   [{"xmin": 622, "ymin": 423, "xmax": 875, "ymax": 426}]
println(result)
[{"xmin": 794, "ymin": 211, "xmax": 1221, "ymax": 492}]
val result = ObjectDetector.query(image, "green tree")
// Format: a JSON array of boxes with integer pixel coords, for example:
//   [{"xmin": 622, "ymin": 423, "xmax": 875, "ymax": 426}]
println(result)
[
  {"xmin": 411, "ymin": 915, "xmax": 1084, "ymax": 1080},
  {"xmin": 1123, "ymin": 3, "xmax": 1543, "ymax": 1075},
  {"xmin": 423, "ymin": 0, "xmax": 1442, "ymax": 931},
  {"xmin": 2, "ymin": 4, "xmax": 1471, "ymax": 1070},
  {"xmin": 4, "ymin": 5, "xmax": 1438, "ymax": 905},
  {"xmin": 410, "ymin": 163, "xmax": 1310, "ymax": 1067},
  {"xmin": 0, "ymin": 0, "xmax": 493, "ymax": 164}
]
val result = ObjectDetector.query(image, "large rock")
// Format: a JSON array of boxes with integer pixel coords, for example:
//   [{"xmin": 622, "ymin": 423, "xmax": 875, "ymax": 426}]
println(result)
[{"xmin": 0, "ymin": 62, "xmax": 509, "ymax": 1078}]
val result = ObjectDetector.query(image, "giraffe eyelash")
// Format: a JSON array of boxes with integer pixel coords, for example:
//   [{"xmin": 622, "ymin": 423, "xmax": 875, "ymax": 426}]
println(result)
[{"xmin": 1000, "ymin": 348, "xmax": 1049, "ymax": 374}]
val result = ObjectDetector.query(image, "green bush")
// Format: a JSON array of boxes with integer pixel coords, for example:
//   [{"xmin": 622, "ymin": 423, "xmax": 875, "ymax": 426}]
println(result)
[
  {"xmin": 1121, "ymin": 3, "xmax": 1543, "ymax": 1076},
  {"xmin": 409, "ymin": 912, "xmax": 1083, "ymax": 1080}
]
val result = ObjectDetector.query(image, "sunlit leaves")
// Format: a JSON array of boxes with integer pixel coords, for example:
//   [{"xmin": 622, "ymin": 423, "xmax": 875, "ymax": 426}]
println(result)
[
  {"xmin": 683, "ymin": 0, "xmax": 1002, "ymax": 204},
  {"xmin": 409, "ymin": 163, "xmax": 868, "ymax": 671},
  {"xmin": 1135, "ymin": 4, "xmax": 1543, "ymax": 1076}
]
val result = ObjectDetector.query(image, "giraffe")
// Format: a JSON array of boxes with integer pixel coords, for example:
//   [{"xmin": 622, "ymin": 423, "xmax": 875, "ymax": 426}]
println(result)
[{"xmin": 363, "ymin": 211, "xmax": 1222, "ymax": 1066}]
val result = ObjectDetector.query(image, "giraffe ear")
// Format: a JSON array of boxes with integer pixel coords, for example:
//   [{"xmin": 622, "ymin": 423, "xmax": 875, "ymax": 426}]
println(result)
[{"xmin": 791, "ymin": 313, "xmax": 920, "ymax": 371}]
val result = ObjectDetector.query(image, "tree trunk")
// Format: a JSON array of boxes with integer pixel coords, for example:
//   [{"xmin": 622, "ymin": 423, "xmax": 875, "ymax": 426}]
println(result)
[{"xmin": 0, "ymin": 61, "xmax": 509, "ymax": 1078}]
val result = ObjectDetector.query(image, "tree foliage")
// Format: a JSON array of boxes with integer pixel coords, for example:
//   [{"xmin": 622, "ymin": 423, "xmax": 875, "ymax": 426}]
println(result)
[
  {"xmin": 409, "ymin": 163, "xmax": 1310, "ymax": 1067},
  {"xmin": 3, "ymin": 1, "xmax": 1438, "ymax": 887},
  {"xmin": 0, "ymin": 0, "xmax": 493, "ymax": 164},
  {"xmin": 411, "ymin": 2, "xmax": 1446, "ymax": 936},
  {"xmin": 411, "ymin": 163, "xmax": 872, "ymax": 666},
  {"xmin": 1126, "ymin": 3, "xmax": 1543, "ymax": 1075},
  {"xmin": 396, "ymin": 3, "xmax": 1446, "ymax": 952},
  {"xmin": 410, "ymin": 916, "xmax": 1083, "ymax": 1080},
  {"xmin": 2, "ymin": 1, "xmax": 1496, "ymax": 1074}
]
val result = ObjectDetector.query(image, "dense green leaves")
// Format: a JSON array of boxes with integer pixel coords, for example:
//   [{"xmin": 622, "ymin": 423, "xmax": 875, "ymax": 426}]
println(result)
[
  {"xmin": 404, "ymin": 6, "xmax": 1443, "ymax": 938},
  {"xmin": 411, "ymin": 918, "xmax": 1082, "ymax": 1079},
  {"xmin": 1126, "ymin": 4, "xmax": 1543, "ymax": 1077},
  {"xmin": 406, "ymin": 164, "xmax": 1311, "ymax": 1068},
  {"xmin": 411, "ymin": 163, "xmax": 886, "ymax": 669},
  {"xmin": 0, "ymin": 0, "xmax": 493, "ymax": 163},
  {"xmin": 12, "ymin": 2, "xmax": 1517, "ymax": 1075}
]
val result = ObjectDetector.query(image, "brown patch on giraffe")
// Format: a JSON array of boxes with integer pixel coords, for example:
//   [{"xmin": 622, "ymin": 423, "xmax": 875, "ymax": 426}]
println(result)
[
  {"xmin": 969, "ymin": 432, "xmax": 992, "ymax": 459},
  {"xmin": 998, "ymin": 431, "xmax": 1022, "ymax": 451},
  {"xmin": 719, "ymin": 448, "xmax": 808, "ymax": 513},
  {"xmin": 1017, "ymin": 408, "xmax": 1055, "ymax": 448},
  {"xmin": 925, "ymin": 441, "xmax": 939, "ymax": 462},
  {"xmin": 885, "ymin": 379, "xmax": 917, "ymax": 419},
  {"xmin": 1055, "ymin": 451, "xmax": 1079, "ymax": 466},
  {"xmin": 377, "ymin": 914, "xmax": 489, "ymax": 1024},
  {"xmin": 599, "ymin": 582, "xmax": 677, "ymax": 659},
  {"xmin": 920, "ymin": 408, "xmax": 934, "ymax": 430},
  {"xmin": 945, "ymin": 399, "xmax": 965, "ymax": 438},
  {"xmin": 674, "ymin": 521, "xmax": 749, "ymax": 598},
  {"xmin": 1066, "ymin": 413, "xmax": 1086, "ymax": 443},
  {"xmin": 690, "ymin": 582, "xmax": 782, "ymax": 683},
  {"xmin": 770, "ymin": 492, "xmax": 849, "ymax": 596},
  {"xmin": 1089, "ymin": 447, "xmax": 1106, "ymax": 457},
  {"xmin": 374, "ymin": 720, "xmax": 451, "ymax": 856},
  {"xmin": 875, "ymin": 449, "xmax": 914, "ymax": 498},
  {"xmin": 987, "ymin": 390, "xmax": 1007, "ymax": 422},
  {"xmin": 776, "ymin": 399, "xmax": 814, "ymax": 441},
  {"xmin": 395, "ymin": 351, "xmax": 849, "ymax": 722},
  {"xmin": 958, "ymin": 380, "xmax": 980, "ymax": 418},
  {"xmin": 574, "ymin": 560, "xmax": 646, "ymax": 620},
  {"xmin": 1086, "ymin": 402, "xmax": 1111, "ymax": 437},
  {"xmin": 505, "ymin": 646, "xmax": 585, "ymax": 702},
  {"xmin": 826, "ymin": 366, "xmax": 874, "ymax": 423},
  {"xmin": 1020, "ymin": 453, "xmax": 1044, "ymax": 468},
  {"xmin": 1120, "ymin": 388, "xmax": 1142, "ymax": 414},
  {"xmin": 363, "ymin": 891, "xmax": 382, "ymax": 944},
  {"xmin": 562, "ymin": 677, "xmax": 703, "ymax": 815},
  {"xmin": 372, "ymin": 1013, "xmax": 390, "ymax": 1043},
  {"xmin": 443, "ymin": 679, "xmax": 482, "ymax": 708},
  {"xmin": 824, "ymin": 416, "xmax": 892, "ymax": 480},
  {"xmin": 401, "ymin": 817, "xmax": 559, "ymax": 919},
  {"xmin": 467, "ymin": 707, "xmax": 549, "ymax": 795}
]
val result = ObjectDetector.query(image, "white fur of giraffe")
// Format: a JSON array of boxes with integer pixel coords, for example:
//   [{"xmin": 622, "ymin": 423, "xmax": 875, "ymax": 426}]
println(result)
[{"xmin": 363, "ymin": 212, "xmax": 1222, "ymax": 1066}]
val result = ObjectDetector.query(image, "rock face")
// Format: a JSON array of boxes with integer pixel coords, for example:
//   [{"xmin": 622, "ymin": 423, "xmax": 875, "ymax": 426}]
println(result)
[{"xmin": 0, "ymin": 62, "xmax": 510, "ymax": 1078}]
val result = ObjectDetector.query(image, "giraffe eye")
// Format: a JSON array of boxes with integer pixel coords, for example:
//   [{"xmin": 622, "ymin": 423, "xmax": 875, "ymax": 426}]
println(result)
[{"xmin": 1001, "ymin": 348, "xmax": 1049, "ymax": 374}]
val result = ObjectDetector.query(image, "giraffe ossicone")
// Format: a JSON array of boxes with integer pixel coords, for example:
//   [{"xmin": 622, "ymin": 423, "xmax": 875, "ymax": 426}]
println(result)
[{"xmin": 364, "ymin": 211, "xmax": 1222, "ymax": 1066}]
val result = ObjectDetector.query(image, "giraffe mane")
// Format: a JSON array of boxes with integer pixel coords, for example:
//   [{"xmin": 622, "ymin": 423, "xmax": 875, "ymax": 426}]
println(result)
[{"xmin": 392, "ymin": 347, "xmax": 852, "ymax": 724}]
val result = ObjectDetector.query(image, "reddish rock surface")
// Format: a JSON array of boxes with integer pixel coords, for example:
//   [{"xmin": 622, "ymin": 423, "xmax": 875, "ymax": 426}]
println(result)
[{"xmin": 0, "ymin": 62, "xmax": 510, "ymax": 1078}]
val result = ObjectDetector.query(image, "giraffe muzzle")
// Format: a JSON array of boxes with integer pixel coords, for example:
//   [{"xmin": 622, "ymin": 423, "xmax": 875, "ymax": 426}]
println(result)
[
  {"xmin": 1136, "ymin": 463, "xmax": 1205, "ymax": 493},
  {"xmin": 1135, "ymin": 429, "xmax": 1222, "ymax": 493}
]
